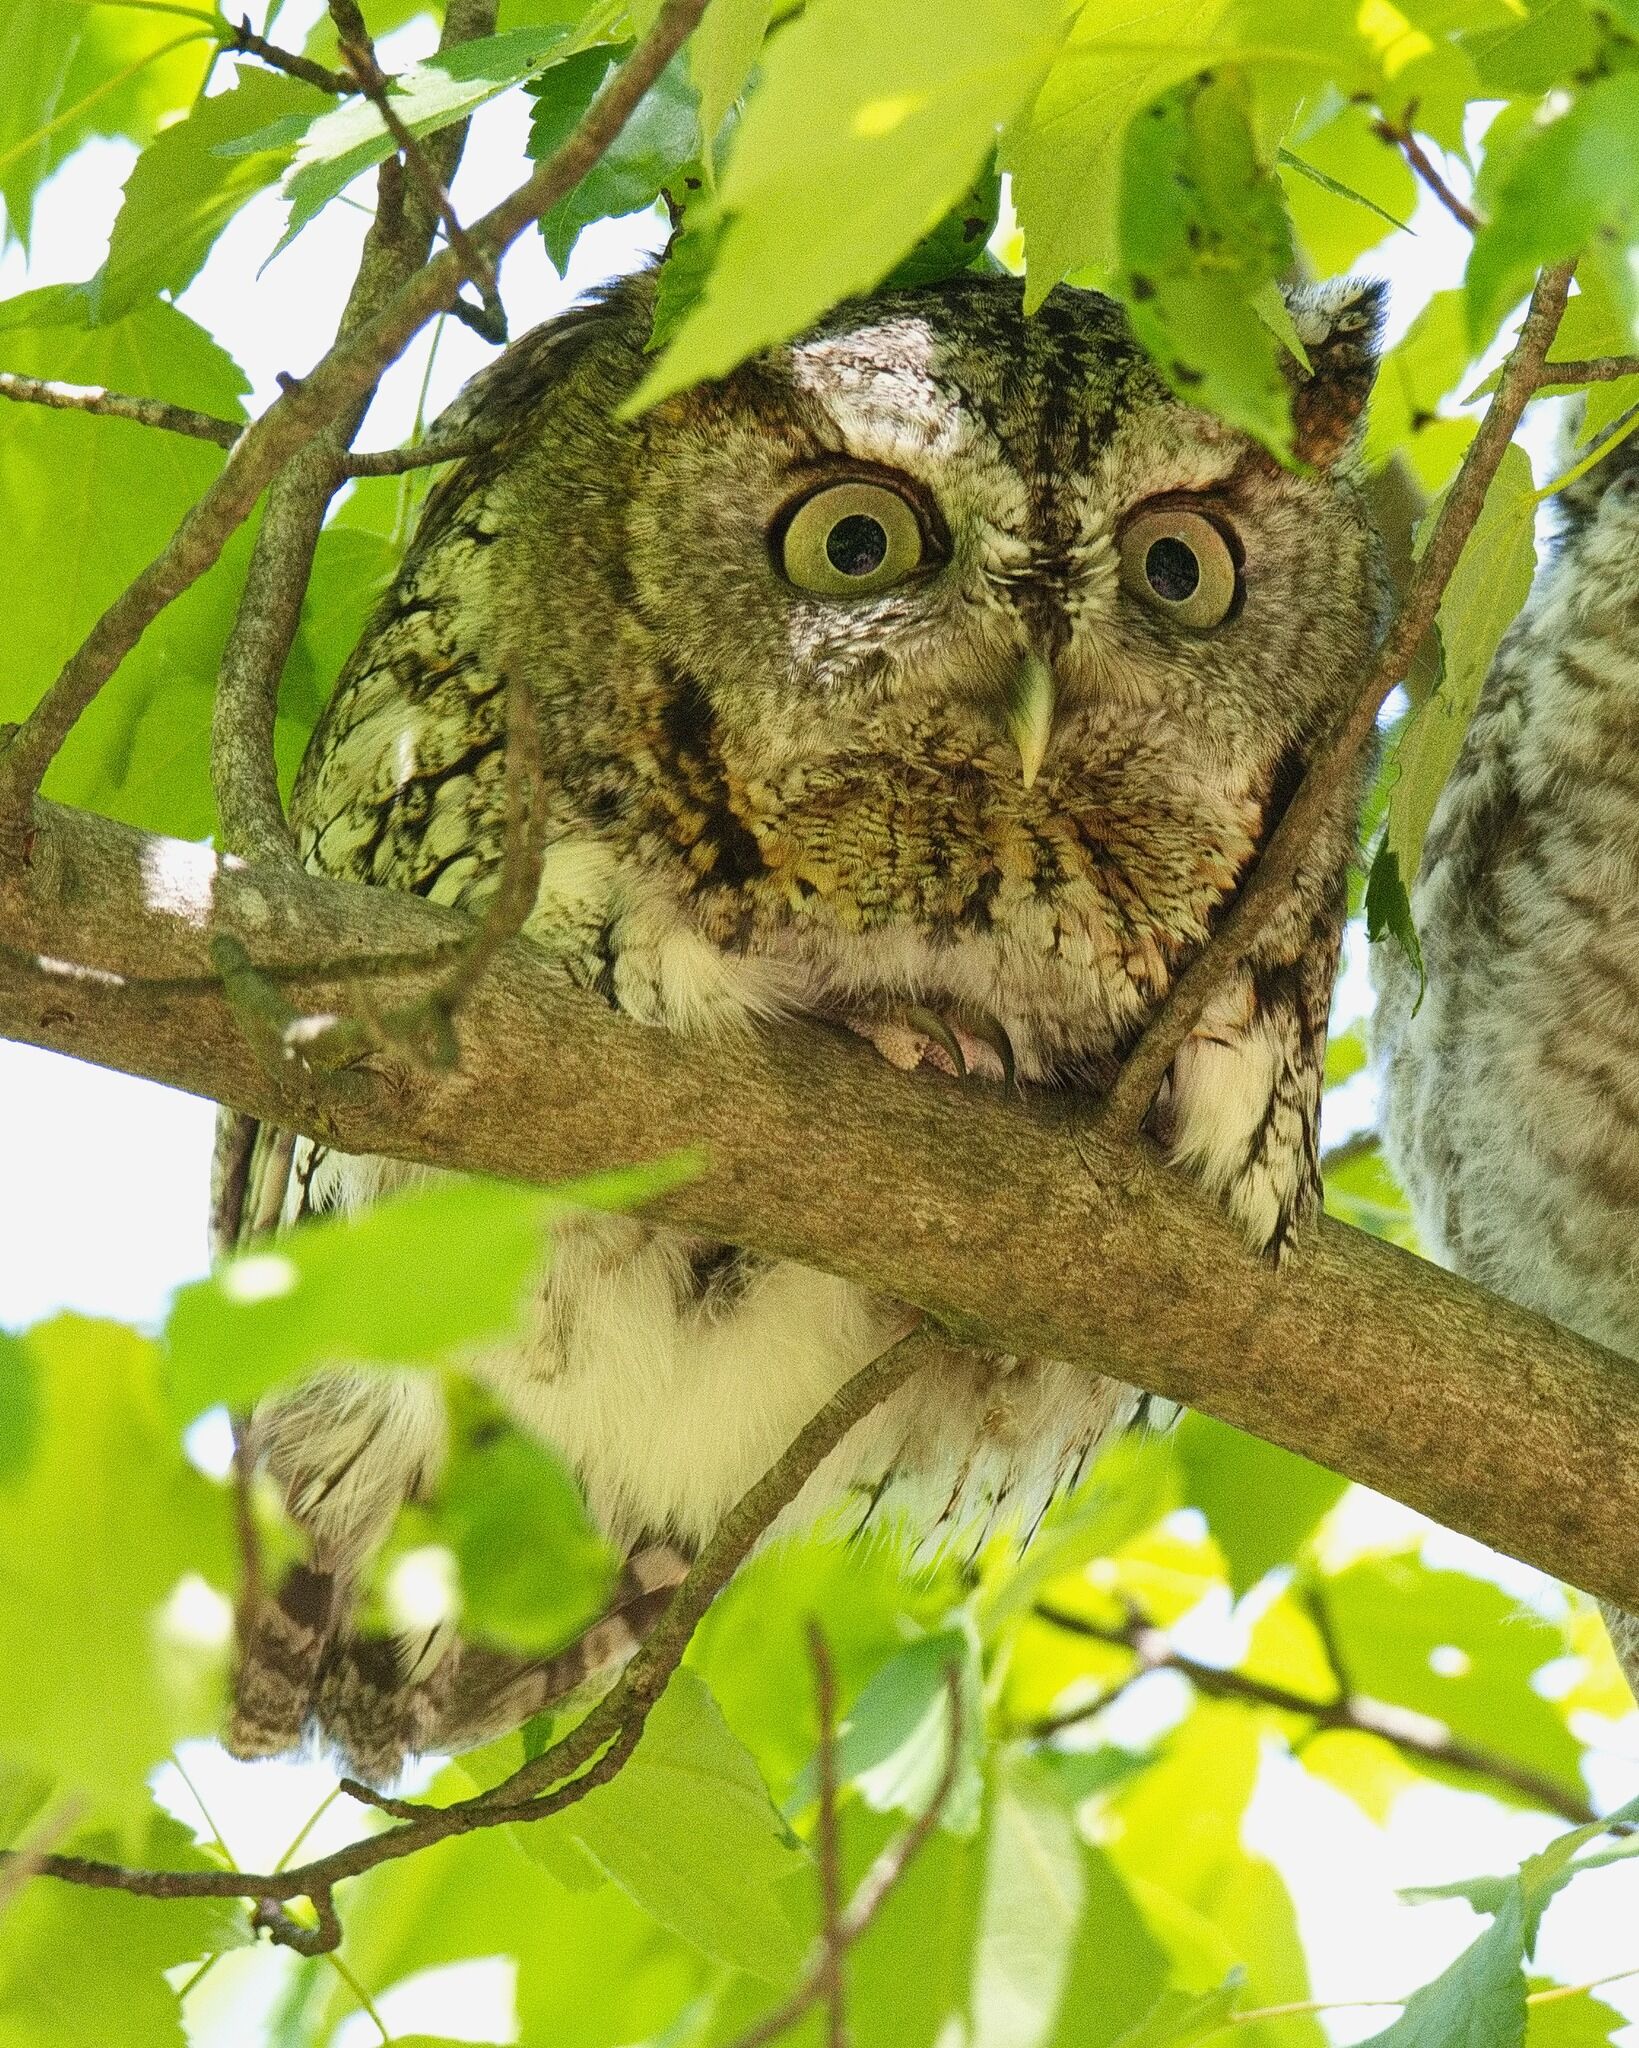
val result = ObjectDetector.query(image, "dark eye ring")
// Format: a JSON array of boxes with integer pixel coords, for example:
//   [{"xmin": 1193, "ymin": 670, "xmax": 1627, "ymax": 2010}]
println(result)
[
  {"xmin": 777, "ymin": 479, "xmax": 928, "ymax": 596},
  {"xmin": 1118, "ymin": 505, "xmax": 1241, "ymax": 628}
]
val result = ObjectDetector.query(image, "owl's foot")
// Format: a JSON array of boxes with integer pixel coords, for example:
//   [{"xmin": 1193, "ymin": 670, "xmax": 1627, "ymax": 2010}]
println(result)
[{"xmin": 849, "ymin": 1005, "xmax": 1017, "ymax": 1088}]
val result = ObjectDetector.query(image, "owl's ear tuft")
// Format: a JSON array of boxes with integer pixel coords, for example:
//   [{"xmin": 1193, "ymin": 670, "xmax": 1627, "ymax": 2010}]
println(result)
[{"xmin": 1280, "ymin": 277, "xmax": 1387, "ymax": 468}]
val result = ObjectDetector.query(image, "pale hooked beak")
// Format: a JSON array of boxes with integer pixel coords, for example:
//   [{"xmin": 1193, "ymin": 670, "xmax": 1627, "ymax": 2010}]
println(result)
[{"xmin": 1007, "ymin": 652, "xmax": 1056, "ymax": 790}]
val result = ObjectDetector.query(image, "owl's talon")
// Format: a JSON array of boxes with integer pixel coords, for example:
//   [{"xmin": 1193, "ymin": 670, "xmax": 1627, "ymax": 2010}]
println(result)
[
  {"xmin": 967, "ymin": 1010, "xmax": 1018, "ymax": 1092},
  {"xmin": 906, "ymin": 1005, "xmax": 968, "ymax": 1079}
]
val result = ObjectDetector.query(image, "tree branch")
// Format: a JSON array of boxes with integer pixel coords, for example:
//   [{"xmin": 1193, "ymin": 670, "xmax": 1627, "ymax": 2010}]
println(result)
[
  {"xmin": 1, "ymin": 1328, "xmax": 940, "ymax": 1944},
  {"xmin": 224, "ymin": 16, "xmax": 352, "ymax": 95},
  {"xmin": 0, "ymin": 372, "xmax": 241, "ymax": 446},
  {"xmin": 725, "ymin": 1663, "xmax": 964, "ymax": 2048},
  {"xmin": 3, "ymin": 796, "xmax": 1638, "ymax": 1619},
  {"xmin": 1029, "ymin": 1602, "xmax": 1595, "ymax": 1826},
  {"xmin": 1098, "ymin": 259, "xmax": 1576, "ymax": 1138},
  {"xmin": 1375, "ymin": 118, "xmax": 1481, "ymax": 233},
  {"xmin": 1535, "ymin": 356, "xmax": 1639, "ymax": 388},
  {"xmin": 210, "ymin": 0, "xmax": 500, "ymax": 871},
  {"xmin": 0, "ymin": 0, "xmax": 715, "ymax": 854}
]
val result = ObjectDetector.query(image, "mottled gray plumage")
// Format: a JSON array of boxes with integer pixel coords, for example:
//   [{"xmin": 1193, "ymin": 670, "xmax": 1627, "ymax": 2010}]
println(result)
[
  {"xmin": 222, "ymin": 267, "xmax": 1387, "ymax": 1776},
  {"xmin": 1374, "ymin": 422, "xmax": 1639, "ymax": 1693}
]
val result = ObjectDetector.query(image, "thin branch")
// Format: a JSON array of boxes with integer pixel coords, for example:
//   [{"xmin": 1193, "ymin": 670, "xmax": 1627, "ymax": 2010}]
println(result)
[
  {"xmin": 2, "ymin": 1327, "xmax": 937, "ymax": 1941},
  {"xmin": 224, "ymin": 15, "xmax": 351, "ymax": 94},
  {"xmin": 1319, "ymin": 1127, "xmax": 1378, "ymax": 1175},
  {"xmin": 1099, "ymin": 259, "xmax": 1576, "ymax": 1139},
  {"xmin": 1536, "ymin": 356, "xmax": 1639, "ymax": 388},
  {"xmin": 0, "ymin": 0, "xmax": 715, "ymax": 852},
  {"xmin": 725, "ymin": 1666, "xmax": 965, "ymax": 2048},
  {"xmin": 341, "ymin": 432, "xmax": 496, "ymax": 475},
  {"xmin": 210, "ymin": 0, "xmax": 501, "ymax": 871},
  {"xmin": 1029, "ymin": 1602, "xmax": 1596, "ymax": 1826},
  {"xmin": 1375, "ymin": 118, "xmax": 1481, "ymax": 234},
  {"xmin": 0, "ymin": 373, "xmax": 241, "ymax": 447},
  {"xmin": 809, "ymin": 1625, "xmax": 848, "ymax": 2048},
  {"xmin": 326, "ymin": 0, "xmax": 505, "ymax": 344}
]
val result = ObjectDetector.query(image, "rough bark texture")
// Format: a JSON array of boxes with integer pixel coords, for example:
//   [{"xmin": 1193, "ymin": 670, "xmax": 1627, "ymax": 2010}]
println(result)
[{"xmin": 4, "ymin": 795, "xmax": 1635, "ymax": 1612}]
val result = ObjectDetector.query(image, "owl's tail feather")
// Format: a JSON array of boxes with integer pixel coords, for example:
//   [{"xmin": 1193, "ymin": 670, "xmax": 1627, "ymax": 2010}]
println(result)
[{"xmin": 227, "ymin": 1543, "xmax": 690, "ymax": 1786}]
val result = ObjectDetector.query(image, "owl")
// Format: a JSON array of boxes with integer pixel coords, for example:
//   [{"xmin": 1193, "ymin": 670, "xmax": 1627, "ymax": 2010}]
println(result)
[
  {"xmin": 1374, "ymin": 423, "xmax": 1639, "ymax": 1694},
  {"xmin": 219, "ymin": 266, "xmax": 1388, "ymax": 1779}
]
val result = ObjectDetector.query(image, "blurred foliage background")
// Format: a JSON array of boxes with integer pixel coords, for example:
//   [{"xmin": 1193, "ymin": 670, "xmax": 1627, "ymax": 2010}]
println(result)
[{"xmin": 2, "ymin": 0, "xmax": 1639, "ymax": 2043}]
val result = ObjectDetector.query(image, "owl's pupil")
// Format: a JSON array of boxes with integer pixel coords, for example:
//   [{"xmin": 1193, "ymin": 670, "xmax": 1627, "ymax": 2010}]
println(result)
[
  {"xmin": 825, "ymin": 514, "xmax": 890, "ymax": 578},
  {"xmin": 1145, "ymin": 536, "xmax": 1200, "ymax": 602}
]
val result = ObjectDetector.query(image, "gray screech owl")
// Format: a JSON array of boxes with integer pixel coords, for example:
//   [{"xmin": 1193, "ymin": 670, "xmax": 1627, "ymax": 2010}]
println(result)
[
  {"xmin": 218, "ymin": 267, "xmax": 1387, "ymax": 1779},
  {"xmin": 1374, "ymin": 424, "xmax": 1639, "ymax": 1695}
]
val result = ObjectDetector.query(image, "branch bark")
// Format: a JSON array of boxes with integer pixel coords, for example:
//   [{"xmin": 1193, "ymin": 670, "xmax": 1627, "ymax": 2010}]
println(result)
[
  {"xmin": 0, "ymin": 374, "xmax": 241, "ymax": 446},
  {"xmin": 3, "ymin": 795, "xmax": 1638, "ymax": 1618}
]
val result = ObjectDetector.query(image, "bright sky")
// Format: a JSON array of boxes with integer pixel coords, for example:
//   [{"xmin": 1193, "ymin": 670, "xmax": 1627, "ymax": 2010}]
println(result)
[{"xmin": 1, "ymin": 17, "xmax": 1635, "ymax": 2042}]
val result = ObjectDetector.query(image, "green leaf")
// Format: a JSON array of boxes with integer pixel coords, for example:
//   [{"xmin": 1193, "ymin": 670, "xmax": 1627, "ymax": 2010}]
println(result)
[
  {"xmin": 971, "ymin": 1752, "xmax": 1087, "ymax": 2048},
  {"xmin": 1386, "ymin": 441, "xmax": 1537, "ymax": 884},
  {"xmin": 1364, "ymin": 288, "xmax": 1477, "ymax": 494},
  {"xmin": 1356, "ymin": 1886, "xmax": 1528, "ymax": 2048},
  {"xmin": 0, "ymin": 0, "xmax": 213, "ymax": 251},
  {"xmin": 1117, "ymin": 72, "xmax": 1295, "ymax": 453},
  {"xmin": 0, "ymin": 301, "xmax": 249, "ymax": 833},
  {"xmin": 91, "ymin": 67, "xmax": 326, "ymax": 325},
  {"xmin": 790, "ymin": 1625, "xmax": 984, "ymax": 1834},
  {"xmin": 1006, "ymin": 0, "xmax": 1237, "ymax": 302},
  {"xmin": 0, "ymin": 1809, "xmax": 245, "ymax": 2048},
  {"xmin": 648, "ymin": 188, "xmax": 726, "ymax": 351},
  {"xmin": 0, "ymin": 1329, "xmax": 37, "ymax": 1485},
  {"xmin": 1525, "ymin": 1981, "xmax": 1629, "ymax": 2048},
  {"xmin": 412, "ymin": 1394, "xmax": 617, "ymax": 1653},
  {"xmin": 1046, "ymin": 1842, "xmax": 1172, "ymax": 2048},
  {"xmin": 537, "ymin": 1669, "xmax": 807, "ymax": 1980},
  {"xmin": 1364, "ymin": 837, "xmax": 1425, "ymax": 999},
  {"xmin": 278, "ymin": 25, "xmax": 574, "ymax": 246},
  {"xmin": 1324, "ymin": 1555, "xmax": 1589, "ymax": 1811},
  {"xmin": 1174, "ymin": 1415, "xmax": 1346, "ymax": 1596},
  {"xmin": 0, "ymin": 1321, "xmax": 231, "ymax": 1835},
  {"xmin": 689, "ymin": 0, "xmax": 770, "ymax": 152},
  {"xmin": 165, "ymin": 1157, "xmax": 699, "ymax": 1421},
  {"xmin": 884, "ymin": 164, "xmax": 1003, "ymax": 289},
  {"xmin": 536, "ymin": 51, "xmax": 700, "ymax": 272},
  {"xmin": 633, "ymin": 0, "xmax": 1064, "ymax": 407},
  {"xmin": 1324, "ymin": 1020, "xmax": 1367, "ymax": 1088},
  {"xmin": 1278, "ymin": 109, "xmax": 1416, "ymax": 275},
  {"xmin": 1467, "ymin": 73, "xmax": 1639, "ymax": 348},
  {"xmin": 1111, "ymin": 1976, "xmax": 1247, "ymax": 2048}
]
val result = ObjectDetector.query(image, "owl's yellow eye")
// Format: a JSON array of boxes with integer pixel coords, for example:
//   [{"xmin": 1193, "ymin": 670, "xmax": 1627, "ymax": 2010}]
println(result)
[
  {"xmin": 778, "ymin": 480, "xmax": 927, "ymax": 596},
  {"xmin": 1118, "ymin": 505, "xmax": 1240, "ymax": 629}
]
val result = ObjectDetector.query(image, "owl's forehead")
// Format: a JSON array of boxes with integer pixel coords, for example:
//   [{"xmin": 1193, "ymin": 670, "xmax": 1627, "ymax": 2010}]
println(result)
[{"xmin": 773, "ymin": 285, "xmax": 1241, "ymax": 504}]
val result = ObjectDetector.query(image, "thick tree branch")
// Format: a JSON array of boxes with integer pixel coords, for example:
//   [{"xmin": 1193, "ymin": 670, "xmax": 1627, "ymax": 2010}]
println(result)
[
  {"xmin": 211, "ymin": 0, "xmax": 500, "ymax": 871},
  {"xmin": 1099, "ymin": 260, "xmax": 1576, "ymax": 1137},
  {"xmin": 1029, "ymin": 1602, "xmax": 1595, "ymax": 1826},
  {"xmin": 0, "ymin": 0, "xmax": 714, "ymax": 853},
  {"xmin": 3, "ymin": 797, "xmax": 1638, "ymax": 1619}
]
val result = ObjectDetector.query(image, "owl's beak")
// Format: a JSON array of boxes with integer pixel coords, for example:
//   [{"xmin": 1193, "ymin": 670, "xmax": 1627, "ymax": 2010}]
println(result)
[{"xmin": 1007, "ymin": 653, "xmax": 1056, "ymax": 790}]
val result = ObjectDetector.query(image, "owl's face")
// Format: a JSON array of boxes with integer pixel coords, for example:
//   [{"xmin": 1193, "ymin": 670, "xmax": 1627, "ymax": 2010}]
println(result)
[{"xmin": 604, "ymin": 272, "xmax": 1386, "ymax": 792}]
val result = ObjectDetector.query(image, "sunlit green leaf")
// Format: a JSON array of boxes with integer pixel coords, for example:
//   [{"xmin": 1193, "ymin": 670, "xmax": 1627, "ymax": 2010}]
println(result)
[
  {"xmin": 534, "ymin": 51, "xmax": 699, "ymax": 271},
  {"xmin": 1175, "ymin": 1416, "xmax": 1345, "ymax": 1597}
]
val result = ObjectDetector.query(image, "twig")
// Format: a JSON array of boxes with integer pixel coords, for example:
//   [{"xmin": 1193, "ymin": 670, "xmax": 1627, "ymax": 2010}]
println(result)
[
  {"xmin": 809, "ymin": 1625, "xmax": 848, "ymax": 2048},
  {"xmin": 1098, "ymin": 259, "xmax": 1576, "ymax": 1139},
  {"xmin": 1, "ymin": 1325, "xmax": 938, "ymax": 1940},
  {"xmin": 725, "ymin": 1665, "xmax": 965, "ymax": 2048},
  {"xmin": 211, "ymin": 0, "xmax": 501, "ymax": 871},
  {"xmin": 0, "ymin": 373, "xmax": 240, "ymax": 446},
  {"xmin": 0, "ymin": 1797, "xmax": 86, "ymax": 1919},
  {"xmin": 342, "ymin": 431, "xmax": 496, "ymax": 475},
  {"xmin": 1375, "ymin": 118, "xmax": 1481, "ymax": 234},
  {"xmin": 1029, "ymin": 1601, "xmax": 1596, "ymax": 1825},
  {"xmin": 0, "ymin": 0, "xmax": 716, "ymax": 852},
  {"xmin": 328, "ymin": 0, "xmax": 506, "ymax": 345},
  {"xmin": 224, "ymin": 14, "xmax": 351, "ymax": 94},
  {"xmin": 1535, "ymin": 356, "xmax": 1639, "ymax": 388}
]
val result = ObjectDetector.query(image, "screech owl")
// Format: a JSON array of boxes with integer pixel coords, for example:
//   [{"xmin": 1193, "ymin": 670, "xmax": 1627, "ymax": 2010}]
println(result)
[
  {"xmin": 218, "ymin": 266, "xmax": 1389, "ymax": 1779},
  {"xmin": 1374, "ymin": 423, "xmax": 1639, "ymax": 1694}
]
